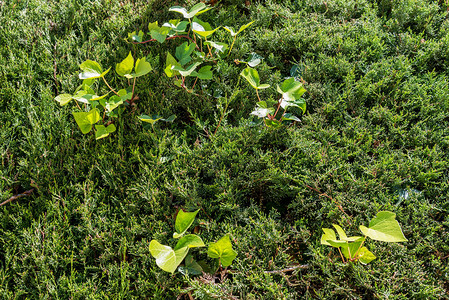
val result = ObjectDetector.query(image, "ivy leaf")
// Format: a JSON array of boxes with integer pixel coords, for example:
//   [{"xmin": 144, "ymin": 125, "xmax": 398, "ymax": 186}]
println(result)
[
  {"xmin": 105, "ymin": 95, "xmax": 123, "ymax": 112},
  {"xmin": 320, "ymin": 228, "xmax": 336, "ymax": 246},
  {"xmin": 360, "ymin": 211, "xmax": 408, "ymax": 242},
  {"xmin": 277, "ymin": 78, "xmax": 306, "ymax": 101},
  {"xmin": 281, "ymin": 113, "xmax": 301, "ymax": 122},
  {"xmin": 172, "ymin": 62, "xmax": 201, "ymax": 77},
  {"xmin": 240, "ymin": 67, "xmax": 270, "ymax": 90},
  {"xmin": 169, "ymin": 3, "xmax": 211, "ymax": 19},
  {"xmin": 128, "ymin": 30, "xmax": 144, "ymax": 42},
  {"xmin": 204, "ymin": 41, "xmax": 228, "ymax": 53},
  {"xmin": 251, "ymin": 101, "xmax": 274, "ymax": 118},
  {"xmin": 116, "ymin": 52, "xmax": 134, "ymax": 77},
  {"xmin": 179, "ymin": 255, "xmax": 203, "ymax": 276},
  {"xmin": 54, "ymin": 94, "xmax": 72, "ymax": 106},
  {"xmin": 175, "ymin": 42, "xmax": 196, "ymax": 66},
  {"xmin": 207, "ymin": 235, "xmax": 237, "ymax": 267},
  {"xmin": 192, "ymin": 17, "xmax": 220, "ymax": 38},
  {"xmin": 132, "ymin": 57, "xmax": 153, "ymax": 78},
  {"xmin": 237, "ymin": 21, "xmax": 255, "ymax": 35},
  {"xmin": 72, "ymin": 109, "xmax": 100, "ymax": 134},
  {"xmin": 173, "ymin": 209, "xmax": 200, "ymax": 239},
  {"xmin": 162, "ymin": 19, "xmax": 189, "ymax": 32},
  {"xmin": 95, "ymin": 125, "xmax": 109, "ymax": 140},
  {"xmin": 149, "ymin": 240, "xmax": 189, "ymax": 273},
  {"xmin": 165, "ymin": 52, "xmax": 181, "ymax": 78},
  {"xmin": 174, "ymin": 234, "xmax": 205, "ymax": 250},
  {"xmin": 139, "ymin": 114, "xmax": 162, "ymax": 125},
  {"xmin": 191, "ymin": 65, "xmax": 213, "ymax": 80},
  {"xmin": 357, "ymin": 247, "xmax": 377, "ymax": 264},
  {"xmin": 79, "ymin": 60, "xmax": 110, "ymax": 79}
]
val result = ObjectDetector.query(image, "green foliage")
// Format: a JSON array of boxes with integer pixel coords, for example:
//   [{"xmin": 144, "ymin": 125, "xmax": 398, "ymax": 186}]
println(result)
[
  {"xmin": 321, "ymin": 211, "xmax": 407, "ymax": 264},
  {"xmin": 149, "ymin": 209, "xmax": 237, "ymax": 274}
]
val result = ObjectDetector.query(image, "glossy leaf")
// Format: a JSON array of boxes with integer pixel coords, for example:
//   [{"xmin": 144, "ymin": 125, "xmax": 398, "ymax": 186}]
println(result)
[
  {"xmin": 360, "ymin": 211, "xmax": 407, "ymax": 242},
  {"xmin": 175, "ymin": 42, "xmax": 196, "ymax": 66},
  {"xmin": 139, "ymin": 114, "xmax": 162, "ymax": 125},
  {"xmin": 174, "ymin": 234, "xmax": 205, "ymax": 250},
  {"xmin": 207, "ymin": 235, "xmax": 237, "ymax": 267},
  {"xmin": 172, "ymin": 62, "xmax": 201, "ymax": 77},
  {"xmin": 95, "ymin": 125, "xmax": 109, "ymax": 140},
  {"xmin": 169, "ymin": 3, "xmax": 210, "ymax": 19},
  {"xmin": 237, "ymin": 21, "xmax": 255, "ymax": 35},
  {"xmin": 281, "ymin": 113, "xmax": 301, "ymax": 122},
  {"xmin": 240, "ymin": 67, "xmax": 259, "ymax": 89},
  {"xmin": 224, "ymin": 21, "xmax": 254, "ymax": 37},
  {"xmin": 72, "ymin": 109, "xmax": 100, "ymax": 134},
  {"xmin": 54, "ymin": 94, "xmax": 72, "ymax": 106},
  {"xmin": 179, "ymin": 255, "xmax": 203, "ymax": 276},
  {"xmin": 116, "ymin": 52, "xmax": 134, "ymax": 77},
  {"xmin": 173, "ymin": 209, "xmax": 200, "ymax": 239},
  {"xmin": 149, "ymin": 240, "xmax": 189, "ymax": 273},
  {"xmin": 105, "ymin": 95, "xmax": 123, "ymax": 112},
  {"xmin": 320, "ymin": 228, "xmax": 336, "ymax": 246},
  {"xmin": 133, "ymin": 57, "xmax": 153, "ymax": 78},
  {"xmin": 162, "ymin": 19, "xmax": 189, "ymax": 32},
  {"xmin": 204, "ymin": 41, "xmax": 228, "ymax": 53},
  {"xmin": 192, "ymin": 17, "xmax": 220, "ymax": 38},
  {"xmin": 79, "ymin": 60, "xmax": 110, "ymax": 79},
  {"xmin": 165, "ymin": 52, "xmax": 181, "ymax": 78},
  {"xmin": 251, "ymin": 101, "xmax": 274, "ymax": 118},
  {"xmin": 192, "ymin": 65, "xmax": 213, "ymax": 80},
  {"xmin": 358, "ymin": 247, "xmax": 376, "ymax": 264}
]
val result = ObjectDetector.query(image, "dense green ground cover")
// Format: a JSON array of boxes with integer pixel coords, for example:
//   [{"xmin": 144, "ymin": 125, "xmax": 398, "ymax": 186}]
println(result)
[{"xmin": 1, "ymin": 0, "xmax": 449, "ymax": 298}]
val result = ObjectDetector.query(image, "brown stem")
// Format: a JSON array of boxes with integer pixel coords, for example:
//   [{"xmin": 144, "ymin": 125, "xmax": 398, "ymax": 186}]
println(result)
[
  {"xmin": 273, "ymin": 98, "xmax": 283, "ymax": 120},
  {"xmin": 0, "ymin": 189, "xmax": 35, "ymax": 207},
  {"xmin": 74, "ymin": 101, "xmax": 82, "ymax": 110},
  {"xmin": 256, "ymin": 89, "xmax": 261, "ymax": 102},
  {"xmin": 191, "ymin": 77, "xmax": 199, "ymax": 90},
  {"xmin": 338, "ymin": 248, "xmax": 346, "ymax": 263},
  {"xmin": 102, "ymin": 77, "xmax": 120, "ymax": 96},
  {"xmin": 131, "ymin": 77, "xmax": 137, "ymax": 103}
]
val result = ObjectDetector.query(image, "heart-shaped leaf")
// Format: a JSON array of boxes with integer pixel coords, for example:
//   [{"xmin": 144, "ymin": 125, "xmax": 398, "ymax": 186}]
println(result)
[
  {"xmin": 105, "ymin": 95, "xmax": 124, "ymax": 112},
  {"xmin": 165, "ymin": 52, "xmax": 181, "ymax": 78},
  {"xmin": 116, "ymin": 52, "xmax": 134, "ymax": 77},
  {"xmin": 174, "ymin": 234, "xmax": 205, "ymax": 250},
  {"xmin": 133, "ymin": 57, "xmax": 153, "ymax": 78},
  {"xmin": 149, "ymin": 240, "xmax": 189, "ymax": 273},
  {"xmin": 251, "ymin": 101, "xmax": 274, "ymax": 118},
  {"xmin": 54, "ymin": 94, "xmax": 72, "ymax": 106},
  {"xmin": 320, "ymin": 228, "xmax": 337, "ymax": 246},
  {"xmin": 237, "ymin": 21, "xmax": 255, "ymax": 35},
  {"xmin": 169, "ymin": 3, "xmax": 211, "ymax": 19},
  {"xmin": 360, "ymin": 211, "xmax": 407, "ymax": 242},
  {"xmin": 179, "ymin": 255, "xmax": 203, "ymax": 276},
  {"xmin": 162, "ymin": 19, "xmax": 189, "ymax": 32},
  {"xmin": 95, "ymin": 125, "xmax": 109, "ymax": 140},
  {"xmin": 357, "ymin": 247, "xmax": 376, "ymax": 264},
  {"xmin": 72, "ymin": 109, "xmax": 100, "ymax": 134},
  {"xmin": 192, "ymin": 17, "xmax": 220, "ymax": 38},
  {"xmin": 192, "ymin": 65, "xmax": 213, "ymax": 80},
  {"xmin": 240, "ymin": 67, "xmax": 270, "ymax": 90},
  {"xmin": 207, "ymin": 235, "xmax": 237, "ymax": 267},
  {"xmin": 173, "ymin": 209, "xmax": 200, "ymax": 239},
  {"xmin": 139, "ymin": 114, "xmax": 162, "ymax": 125},
  {"xmin": 204, "ymin": 41, "xmax": 228, "ymax": 53},
  {"xmin": 172, "ymin": 62, "xmax": 201, "ymax": 77},
  {"xmin": 175, "ymin": 42, "xmax": 196, "ymax": 66},
  {"xmin": 79, "ymin": 60, "xmax": 110, "ymax": 79}
]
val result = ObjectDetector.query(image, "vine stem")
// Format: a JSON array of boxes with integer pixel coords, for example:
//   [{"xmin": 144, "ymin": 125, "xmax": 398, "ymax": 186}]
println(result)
[
  {"xmin": 273, "ymin": 97, "xmax": 283, "ymax": 119},
  {"xmin": 338, "ymin": 248, "xmax": 346, "ymax": 263},
  {"xmin": 227, "ymin": 36, "xmax": 236, "ymax": 57},
  {"xmin": 131, "ymin": 77, "xmax": 137, "ymax": 102},
  {"xmin": 256, "ymin": 89, "xmax": 261, "ymax": 102},
  {"xmin": 102, "ymin": 77, "xmax": 120, "ymax": 96}
]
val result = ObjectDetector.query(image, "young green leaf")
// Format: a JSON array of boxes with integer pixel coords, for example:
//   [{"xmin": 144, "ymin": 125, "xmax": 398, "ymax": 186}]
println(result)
[
  {"xmin": 173, "ymin": 209, "xmax": 200, "ymax": 239},
  {"xmin": 357, "ymin": 247, "xmax": 376, "ymax": 264},
  {"xmin": 281, "ymin": 113, "xmax": 301, "ymax": 122},
  {"xmin": 165, "ymin": 52, "xmax": 181, "ymax": 78},
  {"xmin": 359, "ymin": 211, "xmax": 408, "ymax": 242},
  {"xmin": 204, "ymin": 41, "xmax": 228, "ymax": 53},
  {"xmin": 172, "ymin": 62, "xmax": 201, "ymax": 77},
  {"xmin": 95, "ymin": 125, "xmax": 109, "ymax": 140},
  {"xmin": 162, "ymin": 19, "xmax": 189, "ymax": 32},
  {"xmin": 169, "ymin": 3, "xmax": 211, "ymax": 19},
  {"xmin": 192, "ymin": 17, "xmax": 220, "ymax": 38},
  {"xmin": 207, "ymin": 235, "xmax": 237, "ymax": 267},
  {"xmin": 192, "ymin": 65, "xmax": 213, "ymax": 80},
  {"xmin": 240, "ymin": 67, "xmax": 270, "ymax": 90},
  {"xmin": 179, "ymin": 255, "xmax": 203, "ymax": 276},
  {"xmin": 105, "ymin": 95, "xmax": 123, "ymax": 112},
  {"xmin": 139, "ymin": 115, "xmax": 162, "ymax": 125},
  {"xmin": 149, "ymin": 240, "xmax": 189, "ymax": 273},
  {"xmin": 54, "ymin": 94, "xmax": 72, "ymax": 106},
  {"xmin": 277, "ymin": 78, "xmax": 306, "ymax": 101},
  {"xmin": 133, "ymin": 57, "xmax": 153, "ymax": 78},
  {"xmin": 72, "ymin": 109, "xmax": 101, "ymax": 134},
  {"xmin": 251, "ymin": 101, "xmax": 274, "ymax": 118},
  {"xmin": 237, "ymin": 21, "xmax": 255, "ymax": 35},
  {"xmin": 79, "ymin": 60, "xmax": 110, "ymax": 79},
  {"xmin": 116, "ymin": 52, "xmax": 134, "ymax": 77},
  {"xmin": 174, "ymin": 234, "xmax": 205, "ymax": 250},
  {"xmin": 175, "ymin": 42, "xmax": 196, "ymax": 66},
  {"xmin": 320, "ymin": 228, "xmax": 337, "ymax": 246}
]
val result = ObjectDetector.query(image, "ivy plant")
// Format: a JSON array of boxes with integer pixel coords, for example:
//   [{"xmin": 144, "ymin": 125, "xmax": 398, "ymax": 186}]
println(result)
[
  {"xmin": 129, "ymin": 3, "xmax": 254, "ymax": 94},
  {"xmin": 149, "ymin": 209, "xmax": 237, "ymax": 274},
  {"xmin": 321, "ymin": 211, "xmax": 408, "ymax": 264},
  {"xmin": 240, "ymin": 67, "xmax": 306, "ymax": 128}
]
